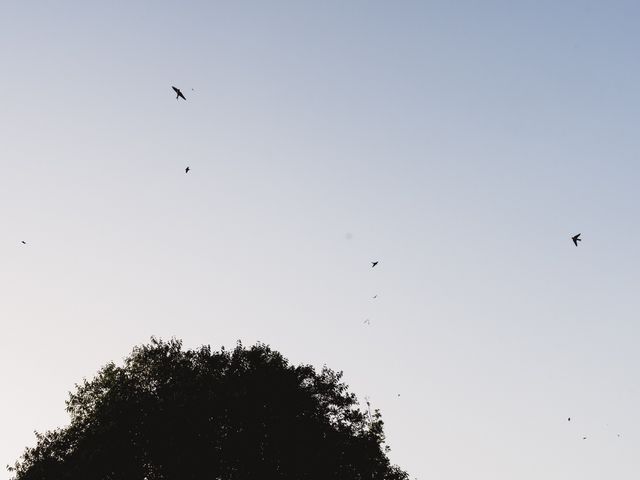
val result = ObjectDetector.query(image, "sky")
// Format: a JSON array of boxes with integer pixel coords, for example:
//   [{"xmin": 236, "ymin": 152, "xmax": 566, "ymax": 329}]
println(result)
[{"xmin": 2, "ymin": 1, "xmax": 640, "ymax": 478}]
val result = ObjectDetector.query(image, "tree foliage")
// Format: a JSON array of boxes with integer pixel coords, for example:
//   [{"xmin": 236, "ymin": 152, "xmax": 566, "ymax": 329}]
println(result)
[{"xmin": 10, "ymin": 338, "xmax": 409, "ymax": 480}]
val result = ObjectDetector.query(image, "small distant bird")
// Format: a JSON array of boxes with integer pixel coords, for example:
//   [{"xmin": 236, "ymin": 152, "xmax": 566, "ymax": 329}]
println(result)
[
  {"xmin": 172, "ymin": 86, "xmax": 186, "ymax": 101},
  {"xmin": 582, "ymin": 436, "xmax": 587, "ymax": 440},
  {"xmin": 373, "ymin": 295, "xmax": 377, "ymax": 299},
  {"xmin": 397, "ymin": 394, "xmax": 401, "ymax": 397},
  {"xmin": 371, "ymin": 261, "xmax": 378, "ymax": 268},
  {"xmin": 364, "ymin": 319, "xmax": 371, "ymax": 325},
  {"xmin": 185, "ymin": 166, "xmax": 190, "ymax": 173},
  {"xmin": 568, "ymin": 417, "xmax": 571, "ymax": 422},
  {"xmin": 572, "ymin": 233, "xmax": 582, "ymax": 246},
  {"xmin": 21, "ymin": 241, "xmax": 26, "ymax": 245}
]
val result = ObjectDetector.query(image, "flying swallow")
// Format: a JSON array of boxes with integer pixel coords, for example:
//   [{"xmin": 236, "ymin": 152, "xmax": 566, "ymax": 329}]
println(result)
[
  {"xmin": 572, "ymin": 233, "xmax": 581, "ymax": 246},
  {"xmin": 371, "ymin": 261, "xmax": 378, "ymax": 268},
  {"xmin": 185, "ymin": 166, "xmax": 190, "ymax": 173},
  {"xmin": 172, "ymin": 86, "xmax": 186, "ymax": 101}
]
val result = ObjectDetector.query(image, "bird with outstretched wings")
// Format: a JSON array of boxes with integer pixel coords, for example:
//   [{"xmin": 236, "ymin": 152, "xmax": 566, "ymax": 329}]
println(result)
[
  {"xmin": 572, "ymin": 233, "xmax": 581, "ymax": 246},
  {"xmin": 172, "ymin": 86, "xmax": 186, "ymax": 101}
]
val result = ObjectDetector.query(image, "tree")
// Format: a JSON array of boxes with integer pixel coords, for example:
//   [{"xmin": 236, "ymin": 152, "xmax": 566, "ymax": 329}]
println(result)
[{"xmin": 9, "ymin": 338, "xmax": 409, "ymax": 480}]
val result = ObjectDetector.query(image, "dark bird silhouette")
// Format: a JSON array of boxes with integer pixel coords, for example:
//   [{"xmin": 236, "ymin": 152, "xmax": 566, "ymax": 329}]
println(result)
[
  {"xmin": 371, "ymin": 261, "xmax": 378, "ymax": 268},
  {"xmin": 185, "ymin": 166, "xmax": 190, "ymax": 173},
  {"xmin": 372, "ymin": 295, "xmax": 377, "ymax": 299},
  {"xmin": 572, "ymin": 233, "xmax": 581, "ymax": 246},
  {"xmin": 568, "ymin": 417, "xmax": 571, "ymax": 422},
  {"xmin": 21, "ymin": 241, "xmax": 26, "ymax": 245},
  {"xmin": 582, "ymin": 436, "xmax": 587, "ymax": 440},
  {"xmin": 172, "ymin": 86, "xmax": 186, "ymax": 101}
]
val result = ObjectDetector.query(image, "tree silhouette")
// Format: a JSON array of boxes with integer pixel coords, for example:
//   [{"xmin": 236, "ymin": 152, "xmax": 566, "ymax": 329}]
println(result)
[{"xmin": 9, "ymin": 338, "xmax": 409, "ymax": 480}]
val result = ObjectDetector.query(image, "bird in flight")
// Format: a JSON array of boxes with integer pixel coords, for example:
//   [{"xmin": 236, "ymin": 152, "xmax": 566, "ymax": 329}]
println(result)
[
  {"xmin": 172, "ymin": 86, "xmax": 186, "ymax": 101},
  {"xmin": 572, "ymin": 233, "xmax": 581, "ymax": 246},
  {"xmin": 568, "ymin": 417, "xmax": 571, "ymax": 422},
  {"xmin": 371, "ymin": 261, "xmax": 378, "ymax": 268},
  {"xmin": 582, "ymin": 436, "xmax": 587, "ymax": 440},
  {"xmin": 185, "ymin": 166, "xmax": 190, "ymax": 173},
  {"xmin": 363, "ymin": 319, "xmax": 371, "ymax": 325},
  {"xmin": 372, "ymin": 295, "xmax": 377, "ymax": 299},
  {"xmin": 21, "ymin": 241, "xmax": 26, "ymax": 245}
]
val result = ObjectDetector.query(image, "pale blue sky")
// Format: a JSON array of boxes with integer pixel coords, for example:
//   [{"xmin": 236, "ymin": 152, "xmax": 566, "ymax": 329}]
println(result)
[{"xmin": 2, "ymin": 2, "xmax": 640, "ymax": 478}]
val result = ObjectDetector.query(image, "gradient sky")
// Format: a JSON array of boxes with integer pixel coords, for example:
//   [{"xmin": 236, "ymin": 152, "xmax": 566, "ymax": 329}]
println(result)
[{"xmin": 3, "ymin": 1, "xmax": 640, "ymax": 478}]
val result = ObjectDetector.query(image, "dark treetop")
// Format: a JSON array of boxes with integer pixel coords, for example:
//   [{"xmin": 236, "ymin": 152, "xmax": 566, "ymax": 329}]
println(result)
[{"xmin": 9, "ymin": 338, "xmax": 409, "ymax": 480}]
